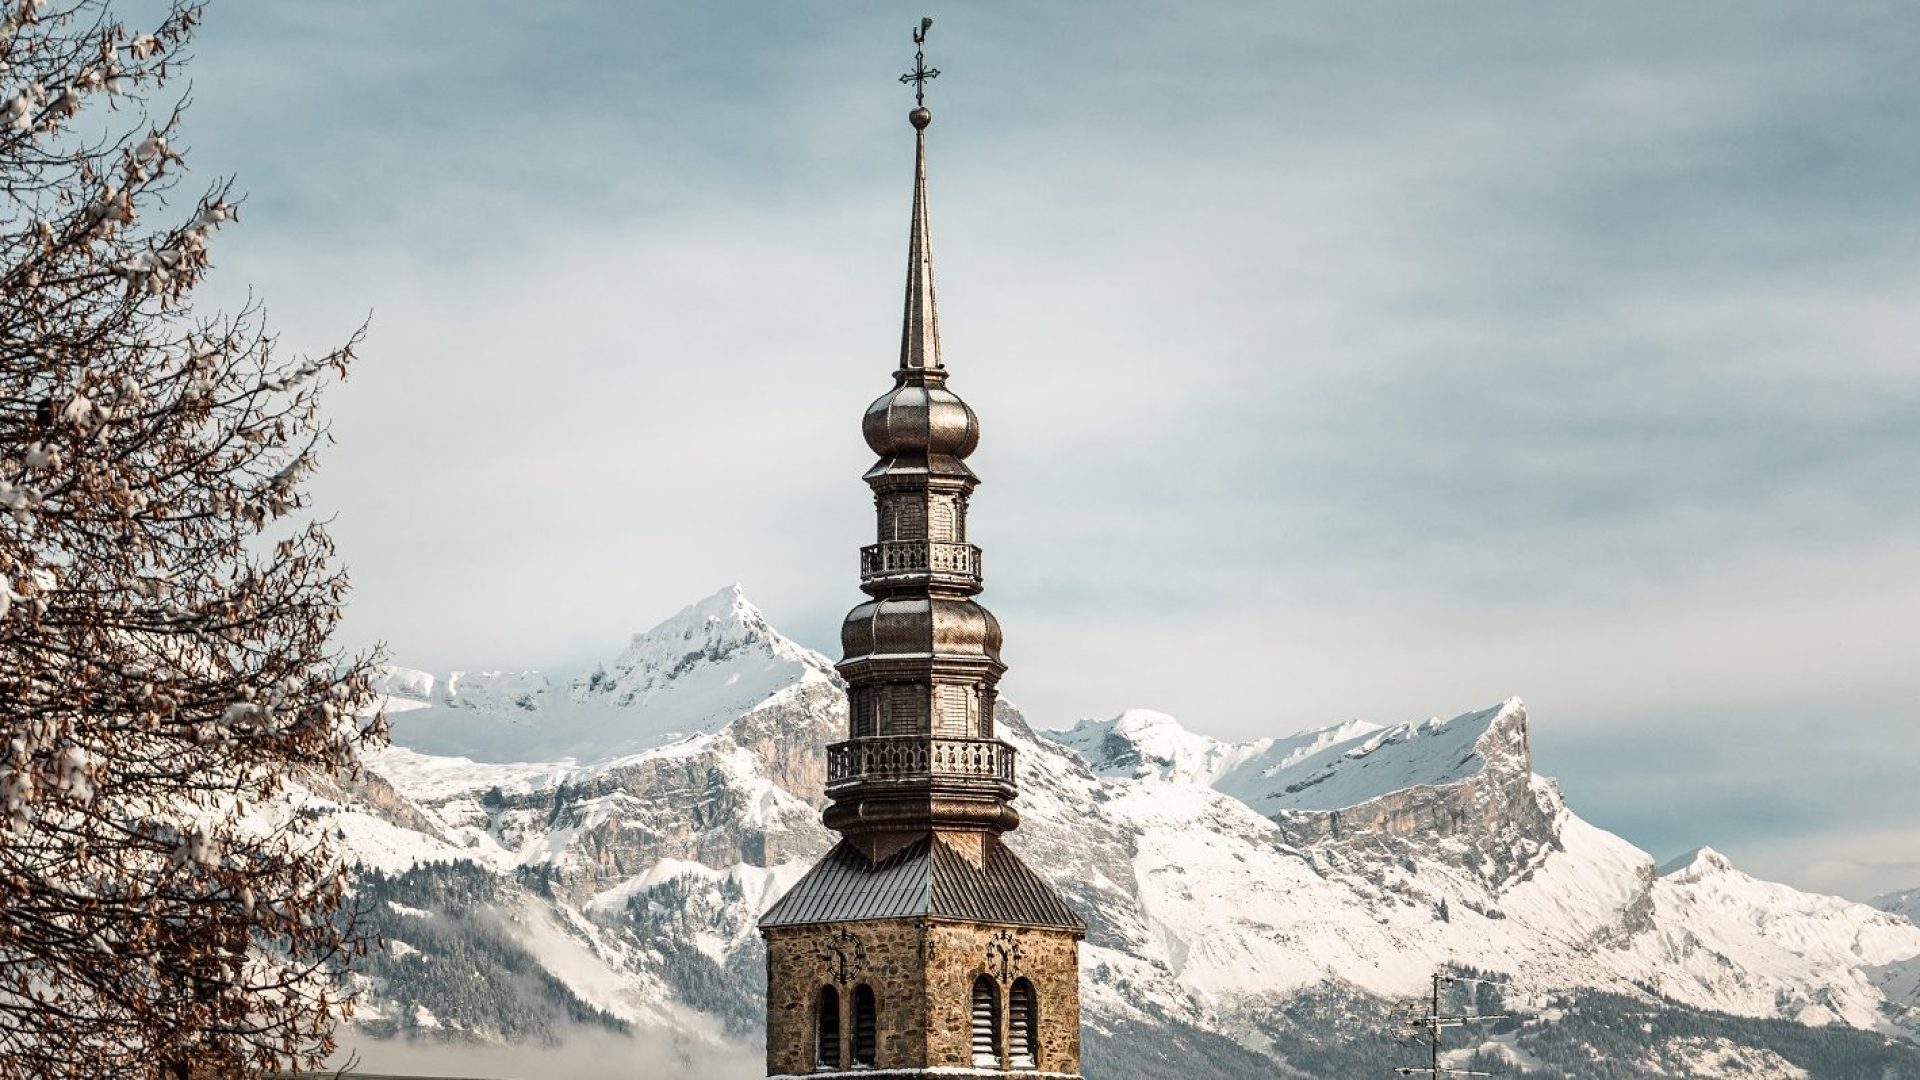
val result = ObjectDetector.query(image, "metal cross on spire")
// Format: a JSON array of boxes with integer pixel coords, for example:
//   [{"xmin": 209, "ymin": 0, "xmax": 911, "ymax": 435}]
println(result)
[{"xmin": 899, "ymin": 17, "xmax": 940, "ymax": 107}]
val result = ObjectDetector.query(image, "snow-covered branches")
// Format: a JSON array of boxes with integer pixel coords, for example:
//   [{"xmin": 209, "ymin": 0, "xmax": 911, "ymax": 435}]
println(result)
[{"xmin": 0, "ymin": 3, "xmax": 382, "ymax": 1077}]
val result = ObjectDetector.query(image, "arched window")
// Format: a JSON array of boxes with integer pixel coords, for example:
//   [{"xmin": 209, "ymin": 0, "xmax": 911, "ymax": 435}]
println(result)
[
  {"xmin": 852, "ymin": 984, "xmax": 878, "ymax": 1065},
  {"xmin": 815, "ymin": 985, "xmax": 841, "ymax": 1069},
  {"xmin": 970, "ymin": 975, "xmax": 1001, "ymax": 1068},
  {"xmin": 1009, "ymin": 978, "xmax": 1038, "ymax": 1068}
]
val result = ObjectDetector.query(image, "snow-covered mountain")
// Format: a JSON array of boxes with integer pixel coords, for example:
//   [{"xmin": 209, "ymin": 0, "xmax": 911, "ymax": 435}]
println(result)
[
  {"xmin": 368, "ymin": 585, "xmax": 833, "ymax": 764},
  {"xmin": 317, "ymin": 587, "xmax": 1920, "ymax": 1078},
  {"xmin": 1881, "ymin": 888, "xmax": 1920, "ymax": 927}
]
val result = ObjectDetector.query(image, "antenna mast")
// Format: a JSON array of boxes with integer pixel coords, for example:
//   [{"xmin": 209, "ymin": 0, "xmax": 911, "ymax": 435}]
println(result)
[{"xmin": 1392, "ymin": 971, "xmax": 1510, "ymax": 1077}]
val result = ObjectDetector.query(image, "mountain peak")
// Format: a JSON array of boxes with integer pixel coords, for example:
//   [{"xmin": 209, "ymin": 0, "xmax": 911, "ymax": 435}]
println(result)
[
  {"xmin": 1052, "ymin": 708, "xmax": 1272, "ymax": 787},
  {"xmin": 381, "ymin": 588, "xmax": 833, "ymax": 765},
  {"xmin": 666, "ymin": 583, "xmax": 756, "ymax": 628},
  {"xmin": 1227, "ymin": 699, "xmax": 1525, "ymax": 816},
  {"xmin": 583, "ymin": 585, "xmax": 832, "ymax": 707},
  {"xmin": 1875, "ymin": 887, "xmax": 1920, "ymax": 926},
  {"xmin": 1660, "ymin": 846, "xmax": 1737, "ymax": 881}
]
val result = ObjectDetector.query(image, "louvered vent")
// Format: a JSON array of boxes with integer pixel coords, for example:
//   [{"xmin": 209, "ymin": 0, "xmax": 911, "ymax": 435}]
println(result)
[
  {"xmin": 1009, "ymin": 978, "xmax": 1037, "ymax": 1068},
  {"xmin": 970, "ymin": 976, "xmax": 1001, "ymax": 1067},
  {"xmin": 853, "ymin": 984, "xmax": 878, "ymax": 1065},
  {"xmin": 816, "ymin": 986, "xmax": 841, "ymax": 1068}
]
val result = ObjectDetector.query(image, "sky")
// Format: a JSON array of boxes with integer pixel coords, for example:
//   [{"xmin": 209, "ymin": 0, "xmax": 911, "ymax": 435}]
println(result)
[{"xmin": 172, "ymin": 2, "xmax": 1919, "ymax": 900}]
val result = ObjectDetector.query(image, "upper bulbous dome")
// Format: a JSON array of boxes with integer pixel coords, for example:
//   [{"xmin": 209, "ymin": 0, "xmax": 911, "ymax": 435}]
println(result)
[{"xmin": 862, "ymin": 381, "xmax": 980, "ymax": 459}]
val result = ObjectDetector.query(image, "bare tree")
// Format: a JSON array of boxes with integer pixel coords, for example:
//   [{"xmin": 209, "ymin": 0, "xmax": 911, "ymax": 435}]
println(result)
[{"xmin": 0, "ymin": 2, "xmax": 382, "ymax": 1076}]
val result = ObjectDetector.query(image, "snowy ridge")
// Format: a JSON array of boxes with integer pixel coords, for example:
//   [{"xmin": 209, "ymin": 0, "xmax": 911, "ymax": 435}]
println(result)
[
  {"xmin": 1050, "ymin": 708, "xmax": 1387, "ymax": 794},
  {"xmin": 1247, "ymin": 698, "xmax": 1520, "ymax": 814},
  {"xmin": 330, "ymin": 589, "xmax": 1920, "ymax": 1070},
  {"xmin": 1639, "ymin": 847, "xmax": 1920, "ymax": 1029},
  {"xmin": 1878, "ymin": 887, "xmax": 1920, "ymax": 927},
  {"xmin": 1055, "ymin": 697, "xmax": 1520, "ymax": 816},
  {"xmin": 374, "ymin": 585, "xmax": 835, "ymax": 765},
  {"xmin": 367, "ymin": 665, "xmax": 435, "ymax": 714}
]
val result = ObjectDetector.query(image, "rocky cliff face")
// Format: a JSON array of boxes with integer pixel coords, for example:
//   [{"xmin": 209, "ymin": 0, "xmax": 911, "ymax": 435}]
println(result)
[
  {"xmin": 321, "ymin": 587, "xmax": 1920, "ymax": 1078},
  {"xmin": 1260, "ymin": 702, "xmax": 1560, "ymax": 865}
]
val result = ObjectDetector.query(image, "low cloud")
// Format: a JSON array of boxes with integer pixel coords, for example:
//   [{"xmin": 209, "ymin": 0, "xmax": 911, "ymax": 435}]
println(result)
[{"xmin": 331, "ymin": 1026, "xmax": 760, "ymax": 1080}]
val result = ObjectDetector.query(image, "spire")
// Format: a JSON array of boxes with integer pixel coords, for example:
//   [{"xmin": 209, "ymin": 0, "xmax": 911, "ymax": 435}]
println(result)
[
  {"xmin": 899, "ymin": 110, "xmax": 942, "ymax": 374},
  {"xmin": 897, "ymin": 18, "xmax": 942, "ymax": 375}
]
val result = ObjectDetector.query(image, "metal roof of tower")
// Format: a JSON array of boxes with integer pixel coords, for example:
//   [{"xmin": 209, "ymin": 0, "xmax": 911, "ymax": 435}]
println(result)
[{"xmin": 760, "ymin": 835, "xmax": 1083, "ymax": 933}]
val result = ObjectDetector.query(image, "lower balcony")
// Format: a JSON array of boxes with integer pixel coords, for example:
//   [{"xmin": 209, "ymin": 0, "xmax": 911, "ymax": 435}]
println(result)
[{"xmin": 826, "ymin": 735, "xmax": 1016, "ymax": 789}]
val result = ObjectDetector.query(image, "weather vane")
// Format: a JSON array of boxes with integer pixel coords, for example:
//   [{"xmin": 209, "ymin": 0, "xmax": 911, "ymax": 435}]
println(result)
[{"xmin": 899, "ymin": 17, "xmax": 939, "ymax": 107}]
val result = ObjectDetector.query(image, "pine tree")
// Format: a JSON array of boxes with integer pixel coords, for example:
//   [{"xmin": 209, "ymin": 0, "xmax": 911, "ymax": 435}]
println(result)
[{"xmin": 0, "ymin": 3, "xmax": 381, "ymax": 1075}]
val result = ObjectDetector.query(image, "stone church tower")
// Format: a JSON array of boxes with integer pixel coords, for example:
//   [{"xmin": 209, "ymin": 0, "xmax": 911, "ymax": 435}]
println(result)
[{"xmin": 757, "ymin": 60, "xmax": 1085, "ymax": 1080}]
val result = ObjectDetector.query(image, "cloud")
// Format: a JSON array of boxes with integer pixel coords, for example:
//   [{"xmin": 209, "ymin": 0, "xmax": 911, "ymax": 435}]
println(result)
[
  {"xmin": 333, "ymin": 1026, "xmax": 759, "ymax": 1080},
  {"xmin": 169, "ymin": 2, "xmax": 1920, "ymax": 900}
]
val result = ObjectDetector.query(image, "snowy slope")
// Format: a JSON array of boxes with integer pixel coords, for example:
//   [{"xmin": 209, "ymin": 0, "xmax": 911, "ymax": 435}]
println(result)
[
  {"xmin": 373, "ymin": 585, "xmax": 835, "ymax": 764},
  {"xmin": 1879, "ymin": 887, "xmax": 1920, "ymax": 927},
  {"xmin": 1642, "ymin": 848, "xmax": 1920, "ymax": 1029},
  {"xmin": 1048, "ymin": 697, "xmax": 1920, "ymax": 1032},
  {"xmin": 1052, "ymin": 707, "xmax": 1383, "ymax": 797},
  {"xmin": 330, "ymin": 589, "xmax": 1920, "ymax": 1074},
  {"xmin": 1054, "ymin": 699, "xmax": 1518, "ymax": 816}
]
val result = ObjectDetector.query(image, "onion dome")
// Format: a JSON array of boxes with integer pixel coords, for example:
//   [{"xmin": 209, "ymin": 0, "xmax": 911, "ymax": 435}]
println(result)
[
  {"xmin": 862, "ymin": 383, "xmax": 980, "ymax": 459},
  {"xmin": 840, "ymin": 597, "xmax": 1004, "ymax": 666}
]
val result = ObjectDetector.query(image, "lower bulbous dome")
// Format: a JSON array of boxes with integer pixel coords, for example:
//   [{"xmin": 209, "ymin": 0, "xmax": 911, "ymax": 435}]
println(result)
[
  {"xmin": 863, "ymin": 382, "xmax": 980, "ymax": 459},
  {"xmin": 841, "ymin": 597, "xmax": 1003, "ymax": 664}
]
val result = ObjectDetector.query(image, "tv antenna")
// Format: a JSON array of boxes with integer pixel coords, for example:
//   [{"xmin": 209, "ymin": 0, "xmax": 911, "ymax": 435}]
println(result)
[{"xmin": 1392, "ymin": 971, "xmax": 1510, "ymax": 1077}]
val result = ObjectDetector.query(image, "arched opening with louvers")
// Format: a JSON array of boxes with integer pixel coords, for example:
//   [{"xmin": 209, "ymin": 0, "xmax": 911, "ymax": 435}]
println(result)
[
  {"xmin": 970, "ymin": 975, "xmax": 1001, "ymax": 1068},
  {"xmin": 1009, "ymin": 977, "xmax": 1038, "ymax": 1068},
  {"xmin": 852, "ymin": 983, "xmax": 878, "ymax": 1066},
  {"xmin": 815, "ymin": 985, "xmax": 841, "ymax": 1069}
]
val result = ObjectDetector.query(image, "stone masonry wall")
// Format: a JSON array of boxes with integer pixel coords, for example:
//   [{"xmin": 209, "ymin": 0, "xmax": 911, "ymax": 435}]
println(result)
[
  {"xmin": 923, "ymin": 922, "xmax": 1081, "ymax": 1076},
  {"xmin": 765, "ymin": 920, "xmax": 929, "ymax": 1076},
  {"xmin": 764, "ymin": 919, "xmax": 1081, "ymax": 1078}
]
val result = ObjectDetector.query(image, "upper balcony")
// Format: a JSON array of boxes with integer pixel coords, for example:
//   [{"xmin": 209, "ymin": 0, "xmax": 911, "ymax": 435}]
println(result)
[
  {"xmin": 825, "ymin": 734, "xmax": 1016, "ymax": 793},
  {"xmin": 859, "ymin": 539, "xmax": 982, "ymax": 591}
]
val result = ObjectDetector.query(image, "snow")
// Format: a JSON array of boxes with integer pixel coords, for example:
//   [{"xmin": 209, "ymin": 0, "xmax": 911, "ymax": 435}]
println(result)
[
  {"xmin": 1665, "ymin": 1038, "xmax": 1809, "ymax": 1079},
  {"xmin": 1236, "ymin": 699, "xmax": 1520, "ymax": 814},
  {"xmin": 588, "ymin": 858, "xmax": 813, "ymax": 924},
  {"xmin": 1876, "ymin": 887, "xmax": 1920, "ymax": 926},
  {"xmin": 1637, "ymin": 846, "xmax": 1920, "ymax": 1029},
  {"xmin": 1455, "ymin": 1032, "xmax": 1544, "ymax": 1074},
  {"xmin": 368, "ymin": 665, "xmax": 435, "ymax": 714},
  {"xmin": 366, "ymin": 745, "xmax": 579, "ymax": 802},
  {"xmin": 1051, "ymin": 708, "xmax": 1384, "ymax": 795},
  {"xmin": 331, "ymin": 587, "xmax": 1920, "ymax": 1058},
  {"xmin": 1658, "ymin": 845, "xmax": 1736, "ymax": 881},
  {"xmin": 383, "ymin": 585, "xmax": 835, "ymax": 764},
  {"xmin": 264, "ymin": 785, "xmax": 474, "ymax": 874},
  {"xmin": 442, "ymin": 670, "xmax": 550, "ymax": 712},
  {"xmin": 512, "ymin": 900, "xmax": 648, "ymax": 1022},
  {"xmin": 1038, "ymin": 695, "xmax": 1920, "ymax": 1026},
  {"xmin": 1052, "ymin": 698, "xmax": 1522, "ymax": 816}
]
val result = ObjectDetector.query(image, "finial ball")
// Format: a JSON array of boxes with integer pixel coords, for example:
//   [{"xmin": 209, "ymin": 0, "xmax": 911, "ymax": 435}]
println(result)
[{"xmin": 909, "ymin": 106, "xmax": 933, "ymax": 129}]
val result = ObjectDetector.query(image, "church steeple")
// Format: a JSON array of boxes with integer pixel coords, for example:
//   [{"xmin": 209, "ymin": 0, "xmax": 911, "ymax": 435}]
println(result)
[
  {"xmin": 759, "ymin": 25, "xmax": 1083, "ymax": 1077},
  {"xmin": 899, "ymin": 107, "xmax": 941, "ymax": 373},
  {"xmin": 830, "ymin": 96, "xmax": 1014, "ymax": 857}
]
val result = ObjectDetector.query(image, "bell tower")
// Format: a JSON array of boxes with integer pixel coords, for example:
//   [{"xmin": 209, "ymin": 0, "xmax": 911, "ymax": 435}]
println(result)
[{"xmin": 759, "ymin": 20, "xmax": 1084, "ymax": 1079}]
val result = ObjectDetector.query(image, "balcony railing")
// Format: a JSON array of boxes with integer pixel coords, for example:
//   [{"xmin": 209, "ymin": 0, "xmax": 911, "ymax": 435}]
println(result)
[
  {"xmin": 859, "ymin": 540, "xmax": 982, "ymax": 588},
  {"xmin": 826, "ymin": 735, "xmax": 1016, "ymax": 789}
]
